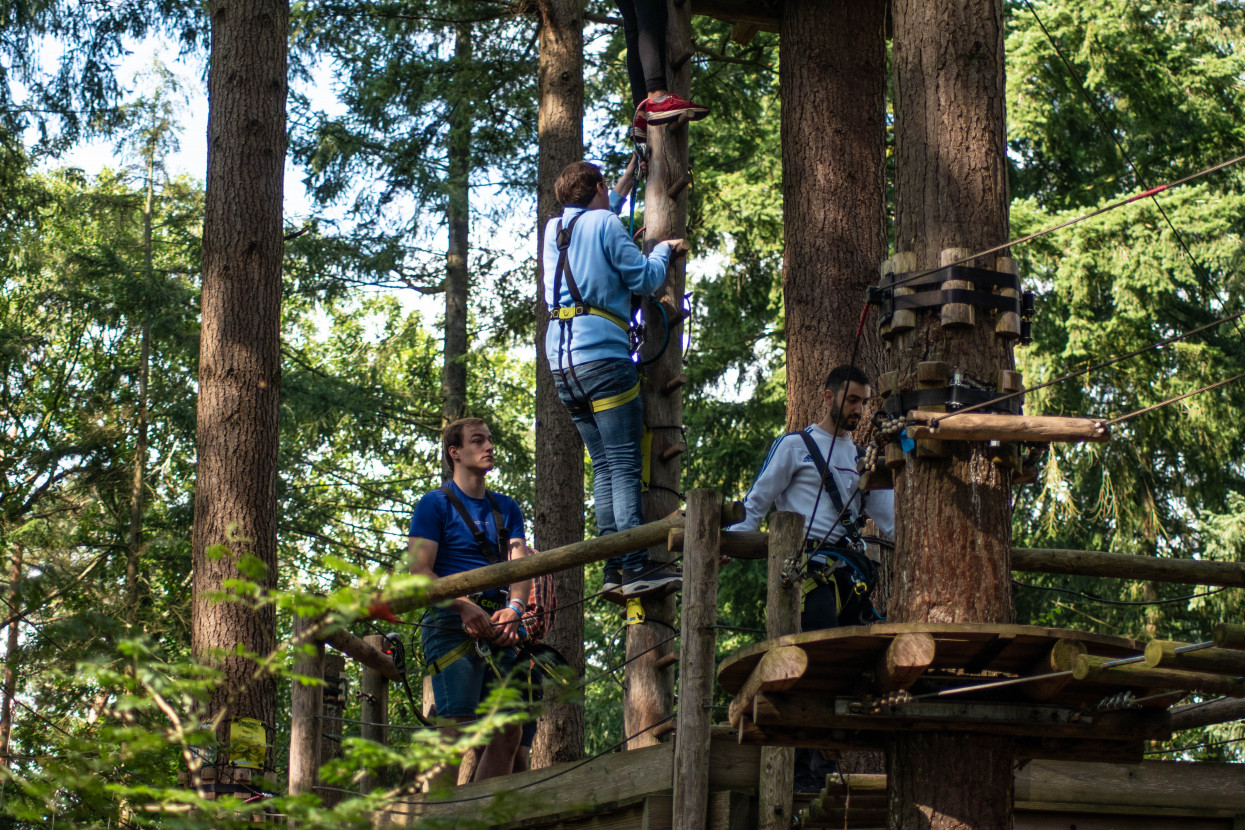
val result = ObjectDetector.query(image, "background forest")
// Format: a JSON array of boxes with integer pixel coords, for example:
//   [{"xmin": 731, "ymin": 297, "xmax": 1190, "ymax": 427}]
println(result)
[{"xmin": 0, "ymin": 0, "xmax": 1243, "ymax": 825}]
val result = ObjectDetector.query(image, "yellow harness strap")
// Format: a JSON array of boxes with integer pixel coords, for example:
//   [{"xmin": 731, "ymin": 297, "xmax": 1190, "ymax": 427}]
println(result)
[
  {"xmin": 551, "ymin": 304, "xmax": 630, "ymax": 331},
  {"xmin": 592, "ymin": 380, "xmax": 641, "ymax": 413},
  {"xmin": 429, "ymin": 639, "xmax": 474, "ymax": 675}
]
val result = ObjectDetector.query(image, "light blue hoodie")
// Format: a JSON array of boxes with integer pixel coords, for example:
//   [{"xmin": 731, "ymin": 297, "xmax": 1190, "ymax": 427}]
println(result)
[{"xmin": 542, "ymin": 198, "xmax": 671, "ymax": 371}]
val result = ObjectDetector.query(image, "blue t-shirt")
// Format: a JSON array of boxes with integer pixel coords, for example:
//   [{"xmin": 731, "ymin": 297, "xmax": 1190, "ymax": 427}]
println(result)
[{"xmin": 408, "ymin": 482, "xmax": 525, "ymax": 601}]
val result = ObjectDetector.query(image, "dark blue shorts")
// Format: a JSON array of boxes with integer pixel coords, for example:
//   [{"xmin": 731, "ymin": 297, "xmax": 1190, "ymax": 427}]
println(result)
[{"xmin": 422, "ymin": 609, "xmax": 520, "ymax": 719}]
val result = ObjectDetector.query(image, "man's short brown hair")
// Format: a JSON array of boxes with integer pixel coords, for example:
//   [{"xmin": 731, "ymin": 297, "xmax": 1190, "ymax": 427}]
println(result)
[
  {"xmin": 555, "ymin": 161, "xmax": 604, "ymax": 208},
  {"xmin": 443, "ymin": 417, "xmax": 488, "ymax": 473}
]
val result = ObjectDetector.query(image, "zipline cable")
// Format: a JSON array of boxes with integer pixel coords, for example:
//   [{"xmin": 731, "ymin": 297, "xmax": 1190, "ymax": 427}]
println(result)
[
  {"xmin": 926, "ymin": 307, "xmax": 1245, "ymax": 425},
  {"xmin": 883, "ymin": 151, "xmax": 1245, "ymax": 293},
  {"xmin": 1019, "ymin": 0, "xmax": 1245, "ymax": 347}
]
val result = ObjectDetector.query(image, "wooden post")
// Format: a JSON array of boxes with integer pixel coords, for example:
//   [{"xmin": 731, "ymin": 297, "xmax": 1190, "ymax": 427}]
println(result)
[
  {"xmin": 672, "ymin": 490, "xmax": 722, "ymax": 830},
  {"xmin": 758, "ymin": 512, "xmax": 803, "ymax": 830},
  {"xmin": 288, "ymin": 614, "xmax": 324, "ymax": 797},
  {"xmin": 629, "ymin": 0, "xmax": 695, "ymax": 752},
  {"xmin": 318, "ymin": 654, "xmax": 346, "ymax": 808},
  {"xmin": 360, "ymin": 634, "xmax": 390, "ymax": 793}
]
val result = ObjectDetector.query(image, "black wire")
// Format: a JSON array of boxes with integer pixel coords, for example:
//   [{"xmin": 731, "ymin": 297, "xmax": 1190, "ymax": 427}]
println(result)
[
  {"xmin": 1019, "ymin": 0, "xmax": 1245, "ymax": 347},
  {"xmin": 1013, "ymin": 578, "xmax": 1229, "ymax": 606},
  {"xmin": 929, "ymin": 307, "xmax": 1245, "ymax": 424}
]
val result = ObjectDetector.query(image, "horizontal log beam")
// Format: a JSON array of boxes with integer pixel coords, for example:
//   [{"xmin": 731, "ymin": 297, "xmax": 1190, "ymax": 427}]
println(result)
[
  {"xmin": 1169, "ymin": 696, "xmax": 1245, "ymax": 731},
  {"xmin": 689, "ymin": 0, "xmax": 779, "ymax": 30},
  {"xmin": 1012, "ymin": 548, "xmax": 1245, "ymax": 587},
  {"xmin": 1073, "ymin": 655, "xmax": 1245, "ymax": 698},
  {"xmin": 906, "ymin": 412, "xmax": 1109, "ymax": 443},
  {"xmin": 668, "ymin": 533, "xmax": 1245, "ymax": 587},
  {"xmin": 388, "ymin": 514, "xmax": 687, "ymax": 614},
  {"xmin": 323, "ymin": 627, "xmax": 402, "ymax": 682},
  {"xmin": 1144, "ymin": 641, "xmax": 1245, "ymax": 675},
  {"xmin": 1214, "ymin": 623, "xmax": 1245, "ymax": 650},
  {"xmin": 669, "ymin": 528, "xmax": 767, "ymax": 558}
]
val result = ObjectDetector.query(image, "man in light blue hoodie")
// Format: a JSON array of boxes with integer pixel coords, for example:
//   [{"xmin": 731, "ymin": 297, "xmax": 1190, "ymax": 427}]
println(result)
[{"xmin": 543, "ymin": 159, "xmax": 685, "ymax": 597}]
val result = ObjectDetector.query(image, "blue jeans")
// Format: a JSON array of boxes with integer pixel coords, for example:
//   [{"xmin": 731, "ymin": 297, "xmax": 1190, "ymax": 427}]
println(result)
[
  {"xmin": 422, "ymin": 609, "xmax": 520, "ymax": 718},
  {"xmin": 553, "ymin": 358, "xmax": 646, "ymax": 572}
]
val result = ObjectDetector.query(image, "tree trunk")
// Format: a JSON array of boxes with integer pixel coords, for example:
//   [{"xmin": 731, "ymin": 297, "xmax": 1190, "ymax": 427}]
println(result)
[
  {"xmin": 0, "ymin": 546, "xmax": 22, "ymax": 769},
  {"xmin": 779, "ymin": 0, "xmax": 888, "ymax": 430},
  {"xmin": 442, "ymin": 11, "xmax": 472, "ymax": 426},
  {"xmin": 627, "ymin": 0, "xmax": 692, "ymax": 751},
  {"xmin": 888, "ymin": 0, "xmax": 1014, "ymax": 827},
  {"xmin": 531, "ymin": 0, "xmax": 586, "ymax": 769},
  {"xmin": 127, "ymin": 155, "xmax": 155, "ymax": 629},
  {"xmin": 193, "ymin": 0, "xmax": 286, "ymax": 771}
]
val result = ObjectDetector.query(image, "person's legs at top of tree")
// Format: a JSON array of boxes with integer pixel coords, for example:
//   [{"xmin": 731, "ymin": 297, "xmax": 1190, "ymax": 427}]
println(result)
[{"xmin": 614, "ymin": 0, "xmax": 708, "ymax": 142}]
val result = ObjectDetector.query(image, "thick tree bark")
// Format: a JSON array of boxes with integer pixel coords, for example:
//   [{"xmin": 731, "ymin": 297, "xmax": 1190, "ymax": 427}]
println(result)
[
  {"xmin": 531, "ymin": 0, "xmax": 586, "ymax": 768},
  {"xmin": 193, "ymin": 0, "xmax": 286, "ymax": 770},
  {"xmin": 443, "ymin": 14, "xmax": 472, "ymax": 425},
  {"xmin": 888, "ymin": 0, "xmax": 1014, "ymax": 827},
  {"xmin": 779, "ymin": 0, "xmax": 888, "ymax": 430},
  {"xmin": 0, "ymin": 546, "xmax": 21, "ymax": 769}
]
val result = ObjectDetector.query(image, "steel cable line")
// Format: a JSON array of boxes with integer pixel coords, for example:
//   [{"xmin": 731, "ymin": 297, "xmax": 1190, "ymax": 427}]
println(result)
[
  {"xmin": 1018, "ymin": 0, "xmax": 1245, "ymax": 347},
  {"xmin": 925, "ymin": 307, "xmax": 1245, "ymax": 425},
  {"xmin": 1102, "ymin": 371, "xmax": 1245, "ymax": 426},
  {"xmin": 879, "ymin": 151, "xmax": 1245, "ymax": 294}
]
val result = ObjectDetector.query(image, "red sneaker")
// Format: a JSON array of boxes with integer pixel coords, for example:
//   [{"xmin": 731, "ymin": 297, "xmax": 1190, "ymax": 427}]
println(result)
[
  {"xmin": 632, "ymin": 111, "xmax": 647, "ymax": 143},
  {"xmin": 643, "ymin": 93, "xmax": 709, "ymax": 125}
]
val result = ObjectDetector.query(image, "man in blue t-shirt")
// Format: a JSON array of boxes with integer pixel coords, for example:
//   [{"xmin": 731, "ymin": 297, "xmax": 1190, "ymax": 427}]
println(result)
[{"xmin": 409, "ymin": 417, "xmax": 530, "ymax": 785}]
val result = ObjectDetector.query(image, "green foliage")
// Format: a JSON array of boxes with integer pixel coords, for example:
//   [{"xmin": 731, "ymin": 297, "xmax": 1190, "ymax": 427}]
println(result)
[{"xmin": 1007, "ymin": 0, "xmax": 1245, "ymax": 759}]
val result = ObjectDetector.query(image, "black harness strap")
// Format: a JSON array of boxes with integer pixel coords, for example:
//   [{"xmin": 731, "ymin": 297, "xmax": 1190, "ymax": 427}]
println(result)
[
  {"xmin": 791, "ymin": 430, "xmax": 869, "ymax": 541},
  {"xmin": 438, "ymin": 485, "xmax": 510, "ymax": 565},
  {"xmin": 552, "ymin": 213, "xmax": 589, "ymax": 400}
]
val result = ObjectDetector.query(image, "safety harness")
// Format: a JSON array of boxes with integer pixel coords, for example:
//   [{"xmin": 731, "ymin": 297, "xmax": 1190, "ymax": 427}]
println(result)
[
  {"xmin": 549, "ymin": 211, "xmax": 642, "ymax": 413},
  {"xmin": 427, "ymin": 485, "xmax": 513, "ymax": 676},
  {"xmin": 790, "ymin": 431, "xmax": 881, "ymax": 622}
]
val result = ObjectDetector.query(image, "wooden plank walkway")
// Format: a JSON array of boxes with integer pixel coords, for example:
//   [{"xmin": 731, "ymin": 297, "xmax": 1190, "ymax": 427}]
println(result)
[{"xmin": 378, "ymin": 728, "xmax": 1245, "ymax": 829}]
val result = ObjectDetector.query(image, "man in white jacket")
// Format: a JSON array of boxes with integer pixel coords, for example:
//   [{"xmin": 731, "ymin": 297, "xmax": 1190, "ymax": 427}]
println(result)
[
  {"xmin": 732, "ymin": 364, "xmax": 895, "ymax": 792},
  {"xmin": 732, "ymin": 364, "xmax": 894, "ymax": 631}
]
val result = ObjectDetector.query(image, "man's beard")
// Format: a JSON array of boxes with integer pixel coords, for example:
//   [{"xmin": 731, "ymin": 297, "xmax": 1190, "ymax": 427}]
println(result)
[{"xmin": 831, "ymin": 407, "xmax": 859, "ymax": 431}]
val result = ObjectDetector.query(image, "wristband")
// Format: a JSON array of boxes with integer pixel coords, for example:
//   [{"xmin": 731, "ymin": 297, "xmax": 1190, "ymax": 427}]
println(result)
[{"xmin": 508, "ymin": 599, "xmax": 525, "ymax": 615}]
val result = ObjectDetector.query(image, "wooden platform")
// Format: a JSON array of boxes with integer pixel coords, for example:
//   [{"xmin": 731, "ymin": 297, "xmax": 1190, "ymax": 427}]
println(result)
[
  {"xmin": 718, "ymin": 623, "xmax": 1178, "ymax": 762},
  {"xmin": 381, "ymin": 731, "xmax": 1245, "ymax": 829}
]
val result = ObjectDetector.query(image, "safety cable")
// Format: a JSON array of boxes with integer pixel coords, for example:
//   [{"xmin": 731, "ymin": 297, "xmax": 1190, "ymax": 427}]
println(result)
[
  {"xmin": 1145, "ymin": 736, "xmax": 1245, "ymax": 756},
  {"xmin": 1013, "ymin": 578, "xmax": 1230, "ymax": 607},
  {"xmin": 1019, "ymin": 0, "xmax": 1245, "ymax": 349},
  {"xmin": 882, "ymin": 151, "xmax": 1245, "ymax": 293},
  {"xmin": 925, "ymin": 308, "xmax": 1245, "ymax": 424},
  {"xmin": 1102, "ymin": 371, "xmax": 1245, "ymax": 426},
  {"xmin": 903, "ymin": 641, "xmax": 1214, "ymax": 702}
]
